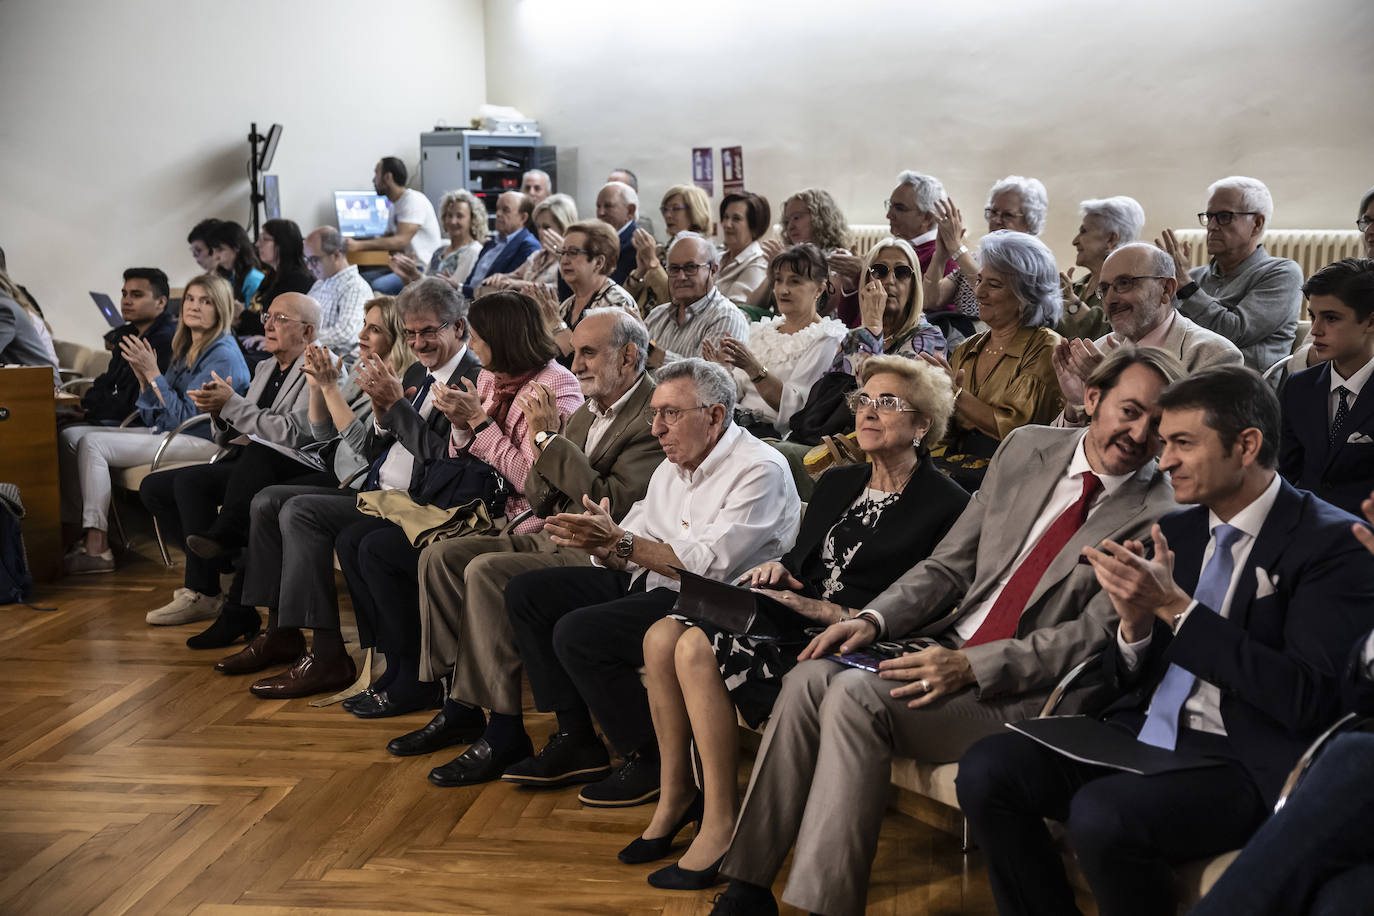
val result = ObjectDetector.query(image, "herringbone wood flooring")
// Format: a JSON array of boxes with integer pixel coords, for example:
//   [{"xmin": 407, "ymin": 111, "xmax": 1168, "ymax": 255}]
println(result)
[{"xmin": 1, "ymin": 543, "xmax": 1017, "ymax": 915}]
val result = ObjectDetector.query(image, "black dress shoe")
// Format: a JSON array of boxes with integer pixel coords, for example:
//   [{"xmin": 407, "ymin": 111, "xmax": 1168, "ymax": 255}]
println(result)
[
  {"xmin": 618, "ymin": 793, "xmax": 704, "ymax": 864},
  {"xmin": 429, "ymin": 736, "xmax": 535, "ymax": 788},
  {"xmin": 578, "ymin": 749, "xmax": 661, "ymax": 807},
  {"xmin": 186, "ymin": 607, "xmax": 261, "ymax": 650},
  {"xmin": 185, "ymin": 534, "xmax": 232, "ymax": 560},
  {"xmin": 341, "ymin": 688, "xmax": 378, "ymax": 713},
  {"xmin": 349, "ymin": 683, "xmax": 443, "ymax": 719},
  {"xmin": 387, "ymin": 707, "xmax": 486, "ymax": 757},
  {"xmin": 647, "ymin": 854, "xmax": 725, "ymax": 890},
  {"xmin": 501, "ymin": 731, "xmax": 611, "ymax": 788},
  {"xmin": 708, "ymin": 881, "xmax": 778, "ymax": 916}
]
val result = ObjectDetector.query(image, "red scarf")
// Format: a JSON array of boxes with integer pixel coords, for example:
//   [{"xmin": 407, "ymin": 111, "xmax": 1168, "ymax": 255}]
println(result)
[{"xmin": 489, "ymin": 366, "xmax": 544, "ymax": 430}]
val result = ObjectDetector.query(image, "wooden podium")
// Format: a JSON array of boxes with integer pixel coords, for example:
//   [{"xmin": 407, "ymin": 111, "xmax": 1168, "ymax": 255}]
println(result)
[{"xmin": 0, "ymin": 367, "xmax": 61, "ymax": 582}]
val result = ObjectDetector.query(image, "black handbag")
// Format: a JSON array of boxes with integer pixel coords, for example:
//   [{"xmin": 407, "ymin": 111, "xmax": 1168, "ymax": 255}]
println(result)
[
  {"xmin": 412, "ymin": 451, "xmax": 511, "ymax": 516},
  {"xmin": 786, "ymin": 371, "xmax": 858, "ymax": 446}
]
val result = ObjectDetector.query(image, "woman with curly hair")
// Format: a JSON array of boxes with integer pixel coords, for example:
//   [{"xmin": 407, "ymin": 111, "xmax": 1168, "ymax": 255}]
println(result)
[{"xmin": 743, "ymin": 188, "xmax": 855, "ymax": 321}]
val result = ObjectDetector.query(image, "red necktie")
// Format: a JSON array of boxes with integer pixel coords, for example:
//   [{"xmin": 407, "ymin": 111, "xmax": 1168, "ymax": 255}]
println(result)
[{"xmin": 962, "ymin": 471, "xmax": 1103, "ymax": 648}]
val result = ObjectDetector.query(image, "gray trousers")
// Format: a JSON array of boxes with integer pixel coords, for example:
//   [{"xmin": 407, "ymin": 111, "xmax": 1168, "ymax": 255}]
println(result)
[
  {"xmin": 241, "ymin": 485, "xmax": 360, "ymax": 629},
  {"xmin": 722, "ymin": 658, "xmax": 1047, "ymax": 916},
  {"xmin": 417, "ymin": 529, "xmax": 590, "ymax": 715}
]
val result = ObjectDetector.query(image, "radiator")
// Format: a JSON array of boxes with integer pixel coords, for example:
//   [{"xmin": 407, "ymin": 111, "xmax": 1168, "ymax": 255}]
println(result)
[
  {"xmin": 848, "ymin": 224, "xmax": 891, "ymax": 257},
  {"xmin": 1172, "ymin": 229, "xmax": 1364, "ymax": 280}
]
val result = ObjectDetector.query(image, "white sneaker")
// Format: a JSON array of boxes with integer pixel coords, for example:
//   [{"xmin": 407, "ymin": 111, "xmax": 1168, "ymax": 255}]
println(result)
[{"xmin": 145, "ymin": 588, "xmax": 223, "ymax": 625}]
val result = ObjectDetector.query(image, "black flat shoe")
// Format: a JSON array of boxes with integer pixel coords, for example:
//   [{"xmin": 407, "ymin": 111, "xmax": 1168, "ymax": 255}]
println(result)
[
  {"xmin": 349, "ymin": 684, "xmax": 443, "ymax": 719},
  {"xmin": 341, "ymin": 688, "xmax": 378, "ymax": 713},
  {"xmin": 429, "ymin": 736, "xmax": 535, "ymax": 788},
  {"xmin": 387, "ymin": 707, "xmax": 486, "ymax": 757},
  {"xmin": 647, "ymin": 854, "xmax": 725, "ymax": 890},
  {"xmin": 618, "ymin": 793, "xmax": 704, "ymax": 864},
  {"xmin": 186, "ymin": 608, "xmax": 261, "ymax": 650}
]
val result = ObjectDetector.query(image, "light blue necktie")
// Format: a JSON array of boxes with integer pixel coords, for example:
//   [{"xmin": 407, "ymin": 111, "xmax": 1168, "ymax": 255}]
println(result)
[{"xmin": 1137, "ymin": 524, "xmax": 1243, "ymax": 750}]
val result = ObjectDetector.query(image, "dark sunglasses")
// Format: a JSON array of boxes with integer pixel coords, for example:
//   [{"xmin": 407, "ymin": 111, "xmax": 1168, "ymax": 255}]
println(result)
[{"xmin": 868, "ymin": 263, "xmax": 915, "ymax": 281}]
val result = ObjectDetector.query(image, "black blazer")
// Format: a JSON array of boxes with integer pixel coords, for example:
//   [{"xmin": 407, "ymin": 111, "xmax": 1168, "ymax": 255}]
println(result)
[
  {"xmin": 611, "ymin": 221, "xmax": 638, "ymax": 286},
  {"xmin": 1091, "ymin": 478, "xmax": 1374, "ymax": 803},
  {"xmin": 1343, "ymin": 630, "xmax": 1374, "ymax": 716},
  {"xmin": 82, "ymin": 311, "xmax": 177, "ymax": 423},
  {"xmin": 363, "ymin": 349, "xmax": 482, "ymax": 494},
  {"xmin": 1279, "ymin": 361, "xmax": 1374, "ymax": 516},
  {"xmin": 781, "ymin": 459, "xmax": 969, "ymax": 609}
]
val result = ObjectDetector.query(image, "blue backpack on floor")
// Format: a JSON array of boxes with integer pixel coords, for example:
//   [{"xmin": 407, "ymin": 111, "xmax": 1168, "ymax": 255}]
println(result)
[{"xmin": 0, "ymin": 483, "xmax": 33, "ymax": 605}]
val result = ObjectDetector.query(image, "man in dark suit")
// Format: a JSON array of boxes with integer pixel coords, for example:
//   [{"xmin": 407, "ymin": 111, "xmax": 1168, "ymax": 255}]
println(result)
[
  {"xmin": 225, "ymin": 279, "xmax": 481, "ymax": 698},
  {"xmin": 596, "ymin": 180, "xmax": 640, "ymax": 285},
  {"xmin": 1280, "ymin": 258, "xmax": 1374, "ymax": 515},
  {"xmin": 389, "ymin": 308, "xmax": 664, "ymax": 786},
  {"xmin": 957, "ymin": 366, "xmax": 1374, "ymax": 916},
  {"xmin": 461, "ymin": 191, "xmax": 540, "ymax": 299}
]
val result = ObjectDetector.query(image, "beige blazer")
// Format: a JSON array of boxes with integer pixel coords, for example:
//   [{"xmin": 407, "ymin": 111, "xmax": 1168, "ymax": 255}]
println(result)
[
  {"xmin": 1102, "ymin": 311, "xmax": 1243, "ymax": 373},
  {"xmin": 868, "ymin": 424, "xmax": 1178, "ymax": 699}
]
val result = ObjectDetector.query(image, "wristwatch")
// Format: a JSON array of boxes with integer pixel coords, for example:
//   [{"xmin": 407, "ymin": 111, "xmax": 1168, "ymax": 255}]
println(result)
[
  {"xmin": 614, "ymin": 530, "xmax": 636, "ymax": 559},
  {"xmin": 534, "ymin": 430, "xmax": 558, "ymax": 449},
  {"xmin": 1176, "ymin": 281, "xmax": 1199, "ymax": 301}
]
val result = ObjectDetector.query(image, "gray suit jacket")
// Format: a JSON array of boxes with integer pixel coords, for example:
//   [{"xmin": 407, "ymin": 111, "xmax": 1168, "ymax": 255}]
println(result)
[
  {"xmin": 1099, "ymin": 311, "xmax": 1242, "ymax": 374},
  {"xmin": 868, "ymin": 424, "xmax": 1178, "ymax": 699},
  {"xmin": 215, "ymin": 351, "xmax": 312, "ymax": 447}
]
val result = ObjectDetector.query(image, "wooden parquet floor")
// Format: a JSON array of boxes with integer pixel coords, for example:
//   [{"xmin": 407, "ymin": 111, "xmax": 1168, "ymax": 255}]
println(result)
[{"xmin": 0, "ymin": 543, "xmax": 1007, "ymax": 916}]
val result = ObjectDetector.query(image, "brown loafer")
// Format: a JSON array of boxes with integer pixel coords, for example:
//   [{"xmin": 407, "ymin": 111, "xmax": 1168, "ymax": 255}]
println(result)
[
  {"xmin": 249, "ymin": 652, "xmax": 358, "ymax": 699},
  {"xmin": 214, "ymin": 629, "xmax": 307, "ymax": 675}
]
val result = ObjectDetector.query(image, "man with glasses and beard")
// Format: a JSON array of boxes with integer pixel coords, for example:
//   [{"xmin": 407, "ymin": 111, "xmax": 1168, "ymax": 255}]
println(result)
[{"xmin": 642, "ymin": 234, "xmax": 749, "ymax": 368}]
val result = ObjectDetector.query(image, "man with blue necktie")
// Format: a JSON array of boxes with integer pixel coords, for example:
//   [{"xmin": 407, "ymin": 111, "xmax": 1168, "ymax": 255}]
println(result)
[{"xmin": 956, "ymin": 365, "xmax": 1374, "ymax": 916}]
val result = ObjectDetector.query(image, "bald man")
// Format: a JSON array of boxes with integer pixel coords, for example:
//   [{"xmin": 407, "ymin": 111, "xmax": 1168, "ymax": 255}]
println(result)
[
  {"xmin": 461, "ymin": 191, "xmax": 540, "ymax": 299},
  {"xmin": 643, "ymin": 234, "xmax": 748, "ymax": 368},
  {"xmin": 520, "ymin": 169, "xmax": 552, "ymax": 204},
  {"xmin": 304, "ymin": 227, "xmax": 371, "ymax": 364},
  {"xmin": 595, "ymin": 180, "xmax": 640, "ymax": 285}
]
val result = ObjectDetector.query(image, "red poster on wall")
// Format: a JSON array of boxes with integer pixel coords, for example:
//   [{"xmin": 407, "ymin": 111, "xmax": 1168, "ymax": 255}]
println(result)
[
  {"xmin": 721, "ymin": 146, "xmax": 744, "ymax": 194},
  {"xmin": 692, "ymin": 148, "xmax": 714, "ymax": 196}
]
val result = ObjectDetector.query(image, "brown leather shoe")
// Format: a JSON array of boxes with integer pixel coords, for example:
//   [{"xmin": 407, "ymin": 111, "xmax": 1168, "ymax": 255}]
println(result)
[
  {"xmin": 249, "ymin": 652, "xmax": 358, "ymax": 699},
  {"xmin": 214, "ymin": 629, "xmax": 307, "ymax": 675}
]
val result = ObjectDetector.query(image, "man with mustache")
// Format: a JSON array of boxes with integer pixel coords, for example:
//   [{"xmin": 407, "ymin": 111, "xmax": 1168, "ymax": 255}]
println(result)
[{"xmin": 711, "ymin": 346, "xmax": 1183, "ymax": 916}]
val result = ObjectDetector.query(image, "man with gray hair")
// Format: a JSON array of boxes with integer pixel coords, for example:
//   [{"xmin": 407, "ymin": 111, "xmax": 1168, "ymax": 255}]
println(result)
[
  {"xmin": 1058, "ymin": 195, "xmax": 1148, "ymax": 340},
  {"xmin": 304, "ymin": 226, "xmax": 371, "ymax": 364},
  {"xmin": 395, "ymin": 308, "xmax": 666, "ymax": 787},
  {"xmin": 519, "ymin": 169, "xmax": 552, "ymax": 204},
  {"xmin": 1158, "ymin": 175, "xmax": 1303, "ymax": 378},
  {"xmin": 643, "ymin": 233, "xmax": 749, "ymax": 368},
  {"xmin": 596, "ymin": 180, "xmax": 641, "ymax": 284},
  {"xmin": 501, "ymin": 356, "xmax": 800, "ymax": 807}
]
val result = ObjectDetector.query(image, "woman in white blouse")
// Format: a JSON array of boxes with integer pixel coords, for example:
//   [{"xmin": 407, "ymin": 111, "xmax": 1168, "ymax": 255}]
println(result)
[
  {"xmin": 702, "ymin": 243, "xmax": 846, "ymax": 436},
  {"xmin": 715, "ymin": 191, "xmax": 771, "ymax": 307}
]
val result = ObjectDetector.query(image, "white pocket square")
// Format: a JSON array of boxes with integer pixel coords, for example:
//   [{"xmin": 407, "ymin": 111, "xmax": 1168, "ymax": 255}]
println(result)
[
  {"xmin": 1255, "ymin": 566, "xmax": 1278, "ymax": 599},
  {"xmin": 1346, "ymin": 432, "xmax": 1374, "ymax": 444}
]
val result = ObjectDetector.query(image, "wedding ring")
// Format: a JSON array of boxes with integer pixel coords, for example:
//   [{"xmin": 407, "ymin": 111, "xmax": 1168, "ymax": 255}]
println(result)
[{"xmin": 920, "ymin": 678, "xmax": 931, "ymax": 692}]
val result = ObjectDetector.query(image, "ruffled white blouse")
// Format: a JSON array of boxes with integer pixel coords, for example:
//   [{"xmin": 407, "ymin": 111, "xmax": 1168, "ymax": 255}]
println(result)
[{"xmin": 733, "ymin": 315, "xmax": 847, "ymax": 435}]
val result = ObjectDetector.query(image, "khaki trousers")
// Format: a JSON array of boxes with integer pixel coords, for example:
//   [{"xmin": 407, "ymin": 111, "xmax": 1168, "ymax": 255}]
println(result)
[{"xmin": 417, "ymin": 530, "xmax": 590, "ymax": 715}]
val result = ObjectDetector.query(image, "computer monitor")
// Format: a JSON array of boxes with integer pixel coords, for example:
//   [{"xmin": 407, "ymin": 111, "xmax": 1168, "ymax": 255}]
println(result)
[
  {"xmin": 257, "ymin": 123, "xmax": 283, "ymax": 171},
  {"xmin": 263, "ymin": 175, "xmax": 280, "ymax": 220},
  {"xmin": 334, "ymin": 191, "xmax": 391, "ymax": 239}
]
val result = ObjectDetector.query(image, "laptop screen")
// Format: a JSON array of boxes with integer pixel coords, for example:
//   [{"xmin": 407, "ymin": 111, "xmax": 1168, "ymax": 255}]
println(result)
[
  {"xmin": 263, "ymin": 174, "xmax": 281, "ymax": 221},
  {"xmin": 334, "ymin": 191, "xmax": 391, "ymax": 239}
]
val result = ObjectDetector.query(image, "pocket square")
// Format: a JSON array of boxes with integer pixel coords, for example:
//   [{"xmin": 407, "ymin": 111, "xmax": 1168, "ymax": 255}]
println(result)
[
  {"xmin": 1346, "ymin": 432, "xmax": 1374, "ymax": 444},
  {"xmin": 1255, "ymin": 566, "xmax": 1278, "ymax": 599}
]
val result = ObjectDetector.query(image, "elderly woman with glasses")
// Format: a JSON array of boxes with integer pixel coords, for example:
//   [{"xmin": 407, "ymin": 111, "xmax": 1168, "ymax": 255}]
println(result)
[
  {"xmin": 627, "ymin": 355, "xmax": 968, "ymax": 891},
  {"xmin": 531, "ymin": 219, "xmax": 639, "ymax": 364},
  {"xmin": 922, "ymin": 230, "xmax": 1064, "ymax": 489}
]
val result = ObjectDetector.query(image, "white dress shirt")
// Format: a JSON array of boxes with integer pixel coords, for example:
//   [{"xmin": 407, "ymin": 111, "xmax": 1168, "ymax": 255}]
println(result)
[
  {"xmin": 612, "ymin": 422, "xmax": 800, "ymax": 592},
  {"xmin": 1328, "ymin": 355, "xmax": 1374, "ymax": 425},
  {"xmin": 907, "ymin": 228, "xmax": 939, "ymax": 248},
  {"xmin": 584, "ymin": 374, "xmax": 647, "ymax": 456},
  {"xmin": 1118, "ymin": 472, "xmax": 1283, "ymax": 736},
  {"xmin": 374, "ymin": 347, "xmax": 467, "ymax": 491}
]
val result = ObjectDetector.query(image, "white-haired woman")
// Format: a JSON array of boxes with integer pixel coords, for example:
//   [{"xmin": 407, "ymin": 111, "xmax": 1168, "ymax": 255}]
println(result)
[
  {"xmin": 392, "ymin": 189, "xmax": 488, "ymax": 289},
  {"xmin": 923, "ymin": 175, "xmax": 1051, "ymax": 347},
  {"xmin": 922, "ymin": 230, "xmax": 1064, "ymax": 489},
  {"xmin": 1057, "ymin": 195, "xmax": 1148, "ymax": 340}
]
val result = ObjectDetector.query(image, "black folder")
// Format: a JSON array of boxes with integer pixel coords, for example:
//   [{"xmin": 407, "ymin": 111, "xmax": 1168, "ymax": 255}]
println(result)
[
  {"xmin": 1008, "ymin": 716, "xmax": 1227, "ymax": 776},
  {"xmin": 670, "ymin": 567, "xmax": 813, "ymax": 638}
]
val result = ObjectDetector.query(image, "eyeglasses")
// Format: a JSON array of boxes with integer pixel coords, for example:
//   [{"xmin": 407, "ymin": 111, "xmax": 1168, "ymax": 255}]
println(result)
[
  {"xmin": 884, "ymin": 198, "xmax": 916, "ymax": 214},
  {"xmin": 1094, "ymin": 275, "xmax": 1172, "ymax": 298},
  {"xmin": 660, "ymin": 204, "xmax": 687, "ymax": 215},
  {"xmin": 1197, "ymin": 211, "xmax": 1259, "ymax": 227},
  {"xmin": 402, "ymin": 322, "xmax": 451, "ymax": 343},
  {"xmin": 263, "ymin": 312, "xmax": 304, "ymax": 326},
  {"xmin": 555, "ymin": 246, "xmax": 590, "ymax": 259},
  {"xmin": 867, "ymin": 263, "xmax": 915, "ymax": 281},
  {"xmin": 666, "ymin": 263, "xmax": 710, "ymax": 277},
  {"xmin": 304, "ymin": 255, "xmax": 324, "ymax": 268},
  {"xmin": 647, "ymin": 404, "xmax": 710, "ymax": 426},
  {"xmin": 845, "ymin": 392, "xmax": 918, "ymax": 414},
  {"xmin": 1358, "ymin": 216, "xmax": 1373, "ymax": 231},
  {"xmin": 984, "ymin": 208, "xmax": 1024, "ymax": 223}
]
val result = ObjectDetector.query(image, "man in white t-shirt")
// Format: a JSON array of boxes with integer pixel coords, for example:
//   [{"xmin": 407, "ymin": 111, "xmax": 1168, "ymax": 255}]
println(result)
[{"xmin": 347, "ymin": 156, "xmax": 442, "ymax": 294}]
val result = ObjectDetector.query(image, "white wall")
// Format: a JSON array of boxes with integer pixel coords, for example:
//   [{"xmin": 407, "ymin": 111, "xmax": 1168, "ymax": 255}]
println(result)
[
  {"xmin": 0, "ymin": 0, "xmax": 487, "ymax": 348},
  {"xmin": 484, "ymin": 0, "xmax": 1374, "ymax": 260}
]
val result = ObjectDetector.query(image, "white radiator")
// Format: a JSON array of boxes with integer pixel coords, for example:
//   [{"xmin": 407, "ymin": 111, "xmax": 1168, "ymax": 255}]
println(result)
[
  {"xmin": 1172, "ymin": 229, "xmax": 1363, "ymax": 280},
  {"xmin": 848, "ymin": 224, "xmax": 891, "ymax": 257}
]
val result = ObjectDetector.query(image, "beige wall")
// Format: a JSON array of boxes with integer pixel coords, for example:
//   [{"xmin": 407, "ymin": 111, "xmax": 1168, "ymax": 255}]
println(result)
[
  {"xmin": 485, "ymin": 0, "xmax": 1374, "ymax": 262},
  {"xmin": 0, "ymin": 0, "xmax": 486, "ymax": 348}
]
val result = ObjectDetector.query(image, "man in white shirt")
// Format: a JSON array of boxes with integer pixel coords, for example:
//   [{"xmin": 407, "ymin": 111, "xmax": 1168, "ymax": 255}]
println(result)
[
  {"xmin": 348, "ymin": 156, "xmax": 442, "ymax": 295},
  {"xmin": 956, "ymin": 365, "xmax": 1374, "ymax": 916},
  {"xmin": 501, "ymin": 357, "xmax": 800, "ymax": 808},
  {"xmin": 304, "ymin": 227, "xmax": 371, "ymax": 364}
]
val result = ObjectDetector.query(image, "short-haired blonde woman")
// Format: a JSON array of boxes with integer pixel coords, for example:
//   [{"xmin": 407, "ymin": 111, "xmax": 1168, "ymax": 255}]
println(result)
[
  {"xmin": 629, "ymin": 354, "xmax": 969, "ymax": 889},
  {"xmin": 60, "ymin": 273, "xmax": 250, "ymax": 574},
  {"xmin": 626, "ymin": 185, "xmax": 713, "ymax": 314}
]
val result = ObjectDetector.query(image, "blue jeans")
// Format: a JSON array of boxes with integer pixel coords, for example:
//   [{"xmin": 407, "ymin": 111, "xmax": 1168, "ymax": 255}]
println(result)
[{"xmin": 369, "ymin": 271, "xmax": 405, "ymax": 294}]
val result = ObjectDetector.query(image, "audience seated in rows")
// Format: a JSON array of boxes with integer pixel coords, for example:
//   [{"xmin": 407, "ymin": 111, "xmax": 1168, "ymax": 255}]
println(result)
[
  {"xmin": 744, "ymin": 188, "xmax": 854, "ymax": 323},
  {"xmin": 405, "ymin": 309, "xmax": 663, "ymax": 785},
  {"xmin": 238, "ymin": 219, "xmax": 315, "ymax": 340},
  {"xmin": 139, "ymin": 292, "xmax": 320, "ymax": 643},
  {"xmin": 352, "ymin": 156, "xmax": 442, "ymax": 295},
  {"xmin": 499, "ymin": 357, "xmax": 800, "ymax": 808},
  {"xmin": 594, "ymin": 180, "xmax": 641, "ymax": 286},
  {"xmin": 714, "ymin": 192, "xmax": 770, "ymax": 309},
  {"xmin": 391, "ymin": 189, "xmax": 488, "ymax": 291},
  {"xmin": 74, "ymin": 267, "xmax": 177, "ymax": 425},
  {"xmin": 956, "ymin": 366, "xmax": 1374, "ymax": 916},
  {"xmin": 303, "ymin": 226, "xmax": 372, "ymax": 365},
  {"xmin": 535, "ymin": 219, "xmax": 639, "ymax": 366},
  {"xmin": 519, "ymin": 168, "xmax": 552, "ymax": 204},
  {"xmin": 480, "ymin": 193, "xmax": 576, "ymax": 297},
  {"xmin": 624, "ymin": 184, "xmax": 712, "ymax": 315},
  {"xmin": 642, "ymin": 234, "xmax": 749, "ymax": 368},
  {"xmin": 60, "ymin": 274, "xmax": 250, "ymax": 575},
  {"xmin": 701, "ymin": 243, "xmax": 846, "ymax": 438},
  {"xmin": 711, "ymin": 346, "xmax": 1184, "ymax": 916},
  {"xmin": 1055, "ymin": 195, "xmax": 1148, "ymax": 341},
  {"xmin": 463, "ymin": 190, "xmax": 539, "ymax": 299},
  {"xmin": 635, "ymin": 356, "xmax": 968, "ymax": 890},
  {"xmin": 206, "ymin": 220, "xmax": 264, "ymax": 310}
]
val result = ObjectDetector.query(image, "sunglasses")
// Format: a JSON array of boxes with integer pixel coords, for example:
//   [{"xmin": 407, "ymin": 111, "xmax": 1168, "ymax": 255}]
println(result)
[{"xmin": 868, "ymin": 263, "xmax": 915, "ymax": 281}]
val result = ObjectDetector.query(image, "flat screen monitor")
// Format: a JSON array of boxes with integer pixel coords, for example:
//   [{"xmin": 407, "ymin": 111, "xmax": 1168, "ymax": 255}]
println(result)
[
  {"xmin": 263, "ymin": 174, "xmax": 280, "ymax": 220},
  {"xmin": 258, "ymin": 123, "xmax": 282, "ymax": 171},
  {"xmin": 334, "ymin": 191, "xmax": 391, "ymax": 239}
]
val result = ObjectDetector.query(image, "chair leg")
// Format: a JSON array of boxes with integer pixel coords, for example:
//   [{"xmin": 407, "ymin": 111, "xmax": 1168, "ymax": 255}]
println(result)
[
  {"xmin": 152, "ymin": 517, "xmax": 173, "ymax": 567},
  {"xmin": 961, "ymin": 816, "xmax": 976, "ymax": 853}
]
